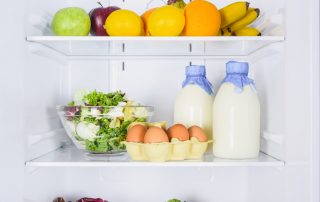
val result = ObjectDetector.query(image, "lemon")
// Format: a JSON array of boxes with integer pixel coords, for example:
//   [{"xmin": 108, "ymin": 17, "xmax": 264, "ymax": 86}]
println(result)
[
  {"xmin": 104, "ymin": 9, "xmax": 144, "ymax": 36},
  {"xmin": 148, "ymin": 5, "xmax": 185, "ymax": 36}
]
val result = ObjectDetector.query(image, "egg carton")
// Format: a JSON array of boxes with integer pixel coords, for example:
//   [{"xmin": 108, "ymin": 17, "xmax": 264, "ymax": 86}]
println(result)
[{"xmin": 125, "ymin": 139, "xmax": 213, "ymax": 162}]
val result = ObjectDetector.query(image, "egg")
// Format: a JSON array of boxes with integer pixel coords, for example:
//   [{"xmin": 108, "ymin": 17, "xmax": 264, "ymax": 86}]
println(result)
[
  {"xmin": 188, "ymin": 125, "xmax": 208, "ymax": 142},
  {"xmin": 126, "ymin": 124, "xmax": 147, "ymax": 143},
  {"xmin": 167, "ymin": 124, "xmax": 190, "ymax": 141},
  {"xmin": 144, "ymin": 127, "xmax": 169, "ymax": 143}
]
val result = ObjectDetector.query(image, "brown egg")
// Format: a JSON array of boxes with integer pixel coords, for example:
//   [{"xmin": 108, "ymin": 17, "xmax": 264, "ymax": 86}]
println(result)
[
  {"xmin": 144, "ymin": 127, "xmax": 169, "ymax": 143},
  {"xmin": 167, "ymin": 124, "xmax": 190, "ymax": 141},
  {"xmin": 126, "ymin": 125, "xmax": 147, "ymax": 143},
  {"xmin": 188, "ymin": 125, "xmax": 208, "ymax": 142}
]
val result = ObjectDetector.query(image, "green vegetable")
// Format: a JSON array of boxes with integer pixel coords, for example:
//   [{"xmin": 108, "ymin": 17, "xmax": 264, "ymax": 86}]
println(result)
[
  {"xmin": 84, "ymin": 90, "xmax": 126, "ymax": 106},
  {"xmin": 167, "ymin": 199, "xmax": 182, "ymax": 202},
  {"xmin": 68, "ymin": 101, "xmax": 75, "ymax": 106},
  {"xmin": 109, "ymin": 118, "xmax": 121, "ymax": 128},
  {"xmin": 68, "ymin": 90, "xmax": 149, "ymax": 153}
]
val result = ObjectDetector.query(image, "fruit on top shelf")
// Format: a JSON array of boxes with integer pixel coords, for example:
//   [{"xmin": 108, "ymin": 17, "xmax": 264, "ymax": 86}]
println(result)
[
  {"xmin": 167, "ymin": 0, "xmax": 186, "ymax": 9},
  {"xmin": 183, "ymin": 0, "xmax": 221, "ymax": 36},
  {"xmin": 51, "ymin": 1, "xmax": 263, "ymax": 37},
  {"xmin": 219, "ymin": 2, "xmax": 249, "ymax": 28},
  {"xmin": 219, "ymin": 2, "xmax": 261, "ymax": 36},
  {"xmin": 104, "ymin": 9, "xmax": 144, "ymax": 36},
  {"xmin": 233, "ymin": 27, "xmax": 261, "ymax": 36},
  {"xmin": 89, "ymin": 3, "xmax": 120, "ymax": 36},
  {"xmin": 167, "ymin": 124, "xmax": 190, "ymax": 141},
  {"xmin": 226, "ymin": 8, "xmax": 260, "ymax": 32},
  {"xmin": 219, "ymin": 28, "xmax": 232, "ymax": 36},
  {"xmin": 148, "ymin": 5, "xmax": 185, "ymax": 36},
  {"xmin": 52, "ymin": 7, "xmax": 91, "ymax": 36},
  {"xmin": 141, "ymin": 8, "xmax": 157, "ymax": 36}
]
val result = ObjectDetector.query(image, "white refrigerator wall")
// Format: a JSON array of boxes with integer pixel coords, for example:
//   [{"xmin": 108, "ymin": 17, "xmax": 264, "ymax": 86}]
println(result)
[
  {"xmin": 2, "ymin": 0, "xmax": 315, "ymax": 201},
  {"xmin": 0, "ymin": 0, "xmax": 25, "ymax": 201}
]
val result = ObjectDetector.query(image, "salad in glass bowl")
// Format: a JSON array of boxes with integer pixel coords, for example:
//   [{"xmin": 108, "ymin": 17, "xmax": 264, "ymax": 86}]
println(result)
[{"xmin": 57, "ymin": 90, "xmax": 153, "ymax": 155}]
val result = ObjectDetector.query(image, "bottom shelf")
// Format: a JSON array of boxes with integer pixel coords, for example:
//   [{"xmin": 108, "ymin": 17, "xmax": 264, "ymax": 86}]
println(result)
[{"xmin": 25, "ymin": 145, "xmax": 284, "ymax": 167}]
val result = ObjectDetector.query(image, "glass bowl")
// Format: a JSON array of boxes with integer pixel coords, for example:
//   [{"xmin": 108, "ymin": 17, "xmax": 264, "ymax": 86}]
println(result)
[{"xmin": 57, "ymin": 105, "xmax": 154, "ymax": 156}]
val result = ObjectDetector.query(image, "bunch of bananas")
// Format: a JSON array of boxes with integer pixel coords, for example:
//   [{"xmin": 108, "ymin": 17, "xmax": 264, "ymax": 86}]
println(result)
[{"xmin": 219, "ymin": 2, "xmax": 261, "ymax": 36}]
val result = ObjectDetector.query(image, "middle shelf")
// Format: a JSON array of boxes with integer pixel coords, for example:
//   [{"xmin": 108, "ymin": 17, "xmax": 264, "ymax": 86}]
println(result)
[
  {"xmin": 25, "ymin": 145, "xmax": 284, "ymax": 167},
  {"xmin": 26, "ymin": 36, "xmax": 284, "ymax": 57}
]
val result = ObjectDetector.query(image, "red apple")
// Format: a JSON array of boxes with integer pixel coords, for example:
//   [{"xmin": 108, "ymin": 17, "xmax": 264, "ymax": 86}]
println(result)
[{"xmin": 89, "ymin": 3, "xmax": 120, "ymax": 36}]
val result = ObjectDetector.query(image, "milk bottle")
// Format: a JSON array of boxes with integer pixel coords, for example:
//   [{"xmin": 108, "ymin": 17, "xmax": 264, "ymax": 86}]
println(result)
[
  {"xmin": 213, "ymin": 61, "xmax": 260, "ymax": 159},
  {"xmin": 174, "ymin": 65, "xmax": 214, "ymax": 142}
]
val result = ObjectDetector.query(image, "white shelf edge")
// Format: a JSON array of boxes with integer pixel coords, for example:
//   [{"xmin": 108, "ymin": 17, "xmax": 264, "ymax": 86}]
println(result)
[
  {"xmin": 25, "ymin": 161, "xmax": 285, "ymax": 167},
  {"xmin": 25, "ymin": 146, "xmax": 285, "ymax": 168},
  {"xmin": 26, "ymin": 36, "xmax": 285, "ymax": 42}
]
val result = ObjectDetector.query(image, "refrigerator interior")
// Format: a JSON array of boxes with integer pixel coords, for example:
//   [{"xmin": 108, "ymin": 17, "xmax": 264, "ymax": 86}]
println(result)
[{"xmin": 8, "ymin": 0, "xmax": 317, "ymax": 201}]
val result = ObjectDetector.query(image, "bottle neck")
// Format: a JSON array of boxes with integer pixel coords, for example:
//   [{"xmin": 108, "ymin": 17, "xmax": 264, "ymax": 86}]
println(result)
[
  {"xmin": 226, "ymin": 73, "xmax": 248, "ymax": 76},
  {"xmin": 186, "ymin": 74, "xmax": 206, "ymax": 78}
]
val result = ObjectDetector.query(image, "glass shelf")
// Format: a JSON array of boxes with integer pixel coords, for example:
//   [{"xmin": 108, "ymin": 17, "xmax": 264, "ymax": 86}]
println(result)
[
  {"xmin": 25, "ymin": 145, "xmax": 284, "ymax": 167},
  {"xmin": 26, "ymin": 36, "xmax": 284, "ymax": 57}
]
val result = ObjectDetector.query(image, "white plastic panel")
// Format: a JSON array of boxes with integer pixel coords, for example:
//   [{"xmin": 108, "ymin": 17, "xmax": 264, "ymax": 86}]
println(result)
[
  {"xmin": 24, "ymin": 168, "xmax": 67, "ymax": 202},
  {"xmin": 24, "ymin": 53, "xmax": 64, "ymax": 135},
  {"xmin": 249, "ymin": 43, "xmax": 285, "ymax": 159},
  {"xmin": 67, "ymin": 59, "xmax": 110, "ymax": 99},
  {"xmin": 63, "ymin": 167, "xmax": 247, "ymax": 202},
  {"xmin": 246, "ymin": 167, "xmax": 285, "ymax": 202},
  {"xmin": 0, "ymin": 0, "xmax": 25, "ymax": 200},
  {"xmin": 24, "ymin": 47, "xmax": 68, "ymax": 161}
]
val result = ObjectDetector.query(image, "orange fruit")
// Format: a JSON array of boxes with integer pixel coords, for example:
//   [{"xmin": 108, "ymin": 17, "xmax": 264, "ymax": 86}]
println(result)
[
  {"xmin": 183, "ymin": 0, "xmax": 221, "ymax": 36},
  {"xmin": 141, "ymin": 8, "xmax": 157, "ymax": 36},
  {"xmin": 148, "ymin": 5, "xmax": 185, "ymax": 36},
  {"xmin": 105, "ymin": 9, "xmax": 144, "ymax": 36}
]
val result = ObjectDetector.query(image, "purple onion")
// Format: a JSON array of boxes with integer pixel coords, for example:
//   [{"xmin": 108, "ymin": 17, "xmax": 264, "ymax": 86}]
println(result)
[{"xmin": 65, "ymin": 106, "xmax": 80, "ymax": 121}]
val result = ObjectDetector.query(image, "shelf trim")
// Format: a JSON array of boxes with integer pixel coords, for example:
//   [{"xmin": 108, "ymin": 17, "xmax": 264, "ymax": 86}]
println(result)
[
  {"xmin": 25, "ymin": 146, "xmax": 285, "ymax": 168},
  {"xmin": 27, "ymin": 36, "xmax": 285, "ymax": 42}
]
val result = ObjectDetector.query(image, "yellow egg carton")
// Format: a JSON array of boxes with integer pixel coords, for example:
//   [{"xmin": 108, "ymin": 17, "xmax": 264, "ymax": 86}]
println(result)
[{"xmin": 125, "ymin": 138, "xmax": 213, "ymax": 162}]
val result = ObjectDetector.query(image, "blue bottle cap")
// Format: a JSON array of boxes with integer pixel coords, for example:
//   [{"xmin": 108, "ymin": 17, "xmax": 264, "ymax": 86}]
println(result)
[
  {"xmin": 186, "ymin": 65, "xmax": 206, "ymax": 76},
  {"xmin": 226, "ymin": 61, "xmax": 249, "ymax": 75},
  {"xmin": 182, "ymin": 65, "xmax": 213, "ymax": 95}
]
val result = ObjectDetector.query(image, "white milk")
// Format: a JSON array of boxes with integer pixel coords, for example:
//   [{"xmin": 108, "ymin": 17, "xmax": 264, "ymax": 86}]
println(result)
[
  {"xmin": 213, "ymin": 83, "xmax": 260, "ymax": 159},
  {"xmin": 174, "ymin": 84, "xmax": 214, "ymax": 140}
]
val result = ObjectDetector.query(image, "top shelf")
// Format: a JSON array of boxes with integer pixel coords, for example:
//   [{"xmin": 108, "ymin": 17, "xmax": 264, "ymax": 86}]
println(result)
[{"xmin": 26, "ymin": 36, "xmax": 284, "ymax": 57}]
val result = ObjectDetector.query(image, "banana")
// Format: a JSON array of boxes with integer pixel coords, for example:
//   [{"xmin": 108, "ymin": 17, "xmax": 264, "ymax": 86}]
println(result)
[
  {"xmin": 219, "ymin": 2, "xmax": 249, "ymax": 28},
  {"xmin": 220, "ymin": 28, "xmax": 232, "ymax": 36},
  {"xmin": 227, "ymin": 8, "xmax": 260, "ymax": 32},
  {"xmin": 232, "ymin": 27, "xmax": 261, "ymax": 36},
  {"xmin": 247, "ymin": 7, "xmax": 255, "ymax": 12}
]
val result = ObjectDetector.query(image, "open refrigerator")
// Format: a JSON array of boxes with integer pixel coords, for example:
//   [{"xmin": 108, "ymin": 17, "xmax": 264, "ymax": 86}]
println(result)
[{"xmin": 0, "ymin": 0, "xmax": 319, "ymax": 201}]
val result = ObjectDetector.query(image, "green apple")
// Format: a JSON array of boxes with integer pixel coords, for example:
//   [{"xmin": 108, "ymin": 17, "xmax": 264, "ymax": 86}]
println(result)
[{"xmin": 52, "ymin": 7, "xmax": 91, "ymax": 36}]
